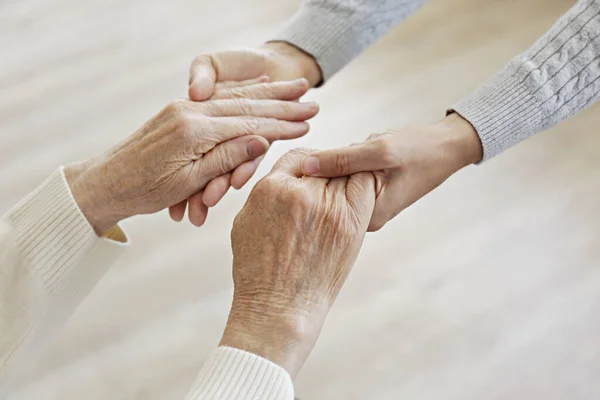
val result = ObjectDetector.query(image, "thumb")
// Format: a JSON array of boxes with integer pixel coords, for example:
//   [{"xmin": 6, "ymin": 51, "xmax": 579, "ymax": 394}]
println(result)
[
  {"xmin": 189, "ymin": 55, "xmax": 217, "ymax": 101},
  {"xmin": 301, "ymin": 140, "xmax": 392, "ymax": 177},
  {"xmin": 189, "ymin": 50, "xmax": 268, "ymax": 101},
  {"xmin": 198, "ymin": 135, "xmax": 269, "ymax": 180}
]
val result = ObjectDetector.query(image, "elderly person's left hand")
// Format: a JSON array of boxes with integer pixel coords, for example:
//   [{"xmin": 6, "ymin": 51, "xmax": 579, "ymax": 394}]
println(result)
[
  {"xmin": 220, "ymin": 148, "xmax": 376, "ymax": 377},
  {"xmin": 64, "ymin": 80, "xmax": 318, "ymax": 234}
]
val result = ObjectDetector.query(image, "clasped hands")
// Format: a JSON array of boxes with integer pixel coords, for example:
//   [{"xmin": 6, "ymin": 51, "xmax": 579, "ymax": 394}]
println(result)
[{"xmin": 63, "ymin": 42, "xmax": 484, "ymax": 378}]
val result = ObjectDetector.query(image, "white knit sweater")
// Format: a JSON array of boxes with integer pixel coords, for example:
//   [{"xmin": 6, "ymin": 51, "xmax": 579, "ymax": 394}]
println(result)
[{"xmin": 0, "ymin": 169, "xmax": 294, "ymax": 399}]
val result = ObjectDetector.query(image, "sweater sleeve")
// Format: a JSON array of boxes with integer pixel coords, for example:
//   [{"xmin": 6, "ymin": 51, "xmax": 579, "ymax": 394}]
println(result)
[
  {"xmin": 453, "ymin": 0, "xmax": 600, "ymax": 161},
  {"xmin": 184, "ymin": 347, "xmax": 294, "ymax": 400},
  {"xmin": 0, "ymin": 168, "xmax": 128, "ymax": 392},
  {"xmin": 273, "ymin": 0, "xmax": 427, "ymax": 81}
]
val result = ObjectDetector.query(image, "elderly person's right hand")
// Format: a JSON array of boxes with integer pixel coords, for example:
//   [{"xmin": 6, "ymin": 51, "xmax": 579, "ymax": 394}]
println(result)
[
  {"xmin": 220, "ymin": 149, "xmax": 376, "ymax": 377},
  {"xmin": 63, "ymin": 80, "xmax": 318, "ymax": 235}
]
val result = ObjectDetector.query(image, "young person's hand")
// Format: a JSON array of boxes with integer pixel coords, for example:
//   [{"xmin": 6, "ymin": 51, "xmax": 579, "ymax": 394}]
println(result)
[
  {"xmin": 301, "ymin": 113, "xmax": 483, "ymax": 231},
  {"xmin": 188, "ymin": 42, "xmax": 322, "ymax": 102}
]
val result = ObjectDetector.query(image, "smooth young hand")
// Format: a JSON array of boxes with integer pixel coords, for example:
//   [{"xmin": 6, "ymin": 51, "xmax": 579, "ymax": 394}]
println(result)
[
  {"xmin": 300, "ymin": 114, "xmax": 483, "ymax": 231},
  {"xmin": 188, "ymin": 42, "xmax": 322, "ymax": 102}
]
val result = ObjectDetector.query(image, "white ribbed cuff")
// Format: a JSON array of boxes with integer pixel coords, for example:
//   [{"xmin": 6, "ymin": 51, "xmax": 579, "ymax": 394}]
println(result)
[
  {"xmin": 185, "ymin": 347, "xmax": 294, "ymax": 400},
  {"xmin": 273, "ymin": 5, "xmax": 362, "ymax": 82},
  {"xmin": 5, "ymin": 168, "xmax": 128, "ymax": 295},
  {"xmin": 453, "ymin": 72, "xmax": 544, "ymax": 162}
]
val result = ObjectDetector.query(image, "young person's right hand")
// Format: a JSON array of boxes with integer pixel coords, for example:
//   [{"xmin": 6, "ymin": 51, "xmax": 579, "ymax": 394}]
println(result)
[{"xmin": 300, "ymin": 113, "xmax": 483, "ymax": 231}]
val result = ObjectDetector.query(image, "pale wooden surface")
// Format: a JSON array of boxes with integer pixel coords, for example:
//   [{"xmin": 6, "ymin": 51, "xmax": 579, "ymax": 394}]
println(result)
[{"xmin": 2, "ymin": 0, "xmax": 600, "ymax": 399}]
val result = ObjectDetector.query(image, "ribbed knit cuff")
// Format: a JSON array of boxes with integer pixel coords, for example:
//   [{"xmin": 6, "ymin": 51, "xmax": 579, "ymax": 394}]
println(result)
[
  {"xmin": 5, "ymin": 168, "xmax": 128, "ymax": 295},
  {"xmin": 273, "ymin": 5, "xmax": 362, "ymax": 81},
  {"xmin": 453, "ymin": 71, "xmax": 544, "ymax": 162},
  {"xmin": 185, "ymin": 347, "xmax": 294, "ymax": 400}
]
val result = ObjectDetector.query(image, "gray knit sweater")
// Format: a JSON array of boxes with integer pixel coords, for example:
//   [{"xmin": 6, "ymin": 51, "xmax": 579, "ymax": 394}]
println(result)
[{"xmin": 274, "ymin": 0, "xmax": 600, "ymax": 160}]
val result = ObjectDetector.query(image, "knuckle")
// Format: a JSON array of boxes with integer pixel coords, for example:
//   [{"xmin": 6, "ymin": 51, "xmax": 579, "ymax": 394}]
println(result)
[
  {"xmin": 243, "ymin": 117, "xmax": 261, "ymax": 134},
  {"xmin": 281, "ymin": 102, "xmax": 295, "ymax": 115},
  {"xmin": 252, "ymin": 175, "xmax": 280, "ymax": 198},
  {"xmin": 234, "ymin": 98, "xmax": 253, "ymax": 115},
  {"xmin": 165, "ymin": 99, "xmax": 187, "ymax": 115},
  {"xmin": 376, "ymin": 138, "xmax": 399, "ymax": 167},
  {"xmin": 229, "ymin": 87, "xmax": 247, "ymax": 99},
  {"xmin": 264, "ymin": 84, "xmax": 277, "ymax": 98},
  {"xmin": 334, "ymin": 152, "xmax": 351, "ymax": 175},
  {"xmin": 214, "ymin": 149, "xmax": 236, "ymax": 173}
]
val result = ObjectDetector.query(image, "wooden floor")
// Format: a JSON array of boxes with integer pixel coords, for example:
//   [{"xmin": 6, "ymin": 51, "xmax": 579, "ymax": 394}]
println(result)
[{"xmin": 2, "ymin": 0, "xmax": 600, "ymax": 399}]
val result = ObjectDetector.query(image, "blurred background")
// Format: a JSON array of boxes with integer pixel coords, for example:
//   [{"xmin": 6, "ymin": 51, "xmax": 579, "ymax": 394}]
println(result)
[{"xmin": 2, "ymin": 0, "xmax": 600, "ymax": 398}]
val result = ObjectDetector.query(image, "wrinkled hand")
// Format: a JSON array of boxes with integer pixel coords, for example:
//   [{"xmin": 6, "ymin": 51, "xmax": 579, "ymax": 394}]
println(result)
[
  {"xmin": 300, "ymin": 113, "xmax": 484, "ymax": 231},
  {"xmin": 64, "ymin": 87, "xmax": 318, "ymax": 235},
  {"xmin": 184, "ymin": 43, "xmax": 321, "ymax": 220},
  {"xmin": 221, "ymin": 149, "xmax": 376, "ymax": 377},
  {"xmin": 171, "ymin": 78, "xmax": 317, "ymax": 223}
]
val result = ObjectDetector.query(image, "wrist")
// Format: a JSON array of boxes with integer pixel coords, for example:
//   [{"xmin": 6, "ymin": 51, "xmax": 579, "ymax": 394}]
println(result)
[
  {"xmin": 264, "ymin": 41, "xmax": 323, "ymax": 87},
  {"xmin": 220, "ymin": 296, "xmax": 323, "ymax": 378},
  {"xmin": 436, "ymin": 113, "xmax": 483, "ymax": 168},
  {"xmin": 64, "ymin": 160, "xmax": 120, "ymax": 236}
]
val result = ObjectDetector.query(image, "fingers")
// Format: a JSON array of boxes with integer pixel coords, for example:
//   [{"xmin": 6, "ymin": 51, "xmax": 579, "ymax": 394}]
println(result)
[
  {"xmin": 200, "ymin": 99, "xmax": 319, "ymax": 121},
  {"xmin": 327, "ymin": 175, "xmax": 349, "ymax": 192},
  {"xmin": 346, "ymin": 172, "xmax": 377, "ymax": 225},
  {"xmin": 188, "ymin": 191, "xmax": 209, "ymax": 227},
  {"xmin": 169, "ymin": 200, "xmax": 187, "ymax": 222},
  {"xmin": 189, "ymin": 55, "xmax": 217, "ymax": 101},
  {"xmin": 210, "ymin": 79, "xmax": 310, "ymax": 101},
  {"xmin": 209, "ymin": 117, "xmax": 309, "ymax": 144},
  {"xmin": 202, "ymin": 174, "xmax": 232, "ymax": 207},
  {"xmin": 189, "ymin": 51, "xmax": 268, "ymax": 101},
  {"xmin": 198, "ymin": 135, "xmax": 269, "ymax": 181},
  {"xmin": 198, "ymin": 154, "xmax": 264, "ymax": 211},
  {"xmin": 215, "ymin": 76, "xmax": 270, "ymax": 90},
  {"xmin": 231, "ymin": 156, "xmax": 263, "ymax": 189},
  {"xmin": 301, "ymin": 138, "xmax": 395, "ymax": 177},
  {"xmin": 270, "ymin": 148, "xmax": 316, "ymax": 177}
]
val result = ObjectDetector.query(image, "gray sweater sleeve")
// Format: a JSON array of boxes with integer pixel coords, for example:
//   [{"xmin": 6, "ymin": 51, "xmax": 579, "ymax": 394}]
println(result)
[
  {"xmin": 454, "ymin": 0, "xmax": 600, "ymax": 161},
  {"xmin": 273, "ymin": 0, "xmax": 427, "ymax": 80}
]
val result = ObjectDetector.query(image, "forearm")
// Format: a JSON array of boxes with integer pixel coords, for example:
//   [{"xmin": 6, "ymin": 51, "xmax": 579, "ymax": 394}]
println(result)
[
  {"xmin": 454, "ymin": 0, "xmax": 600, "ymax": 161},
  {"xmin": 273, "ymin": 0, "xmax": 428, "ymax": 82},
  {"xmin": 0, "ymin": 169, "xmax": 127, "ymax": 391}
]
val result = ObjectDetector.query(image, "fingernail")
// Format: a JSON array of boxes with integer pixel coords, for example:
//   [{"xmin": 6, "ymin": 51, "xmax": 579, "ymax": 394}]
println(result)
[
  {"xmin": 247, "ymin": 139, "xmax": 267, "ymax": 158},
  {"xmin": 302, "ymin": 156, "xmax": 320, "ymax": 174}
]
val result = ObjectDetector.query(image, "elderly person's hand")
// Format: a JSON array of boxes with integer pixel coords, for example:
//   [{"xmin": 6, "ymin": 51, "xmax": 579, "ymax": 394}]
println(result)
[
  {"xmin": 299, "ymin": 113, "xmax": 483, "ymax": 231},
  {"xmin": 220, "ymin": 148, "xmax": 376, "ymax": 377},
  {"xmin": 184, "ymin": 43, "xmax": 322, "ymax": 216},
  {"xmin": 63, "ymin": 82, "xmax": 319, "ymax": 235}
]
